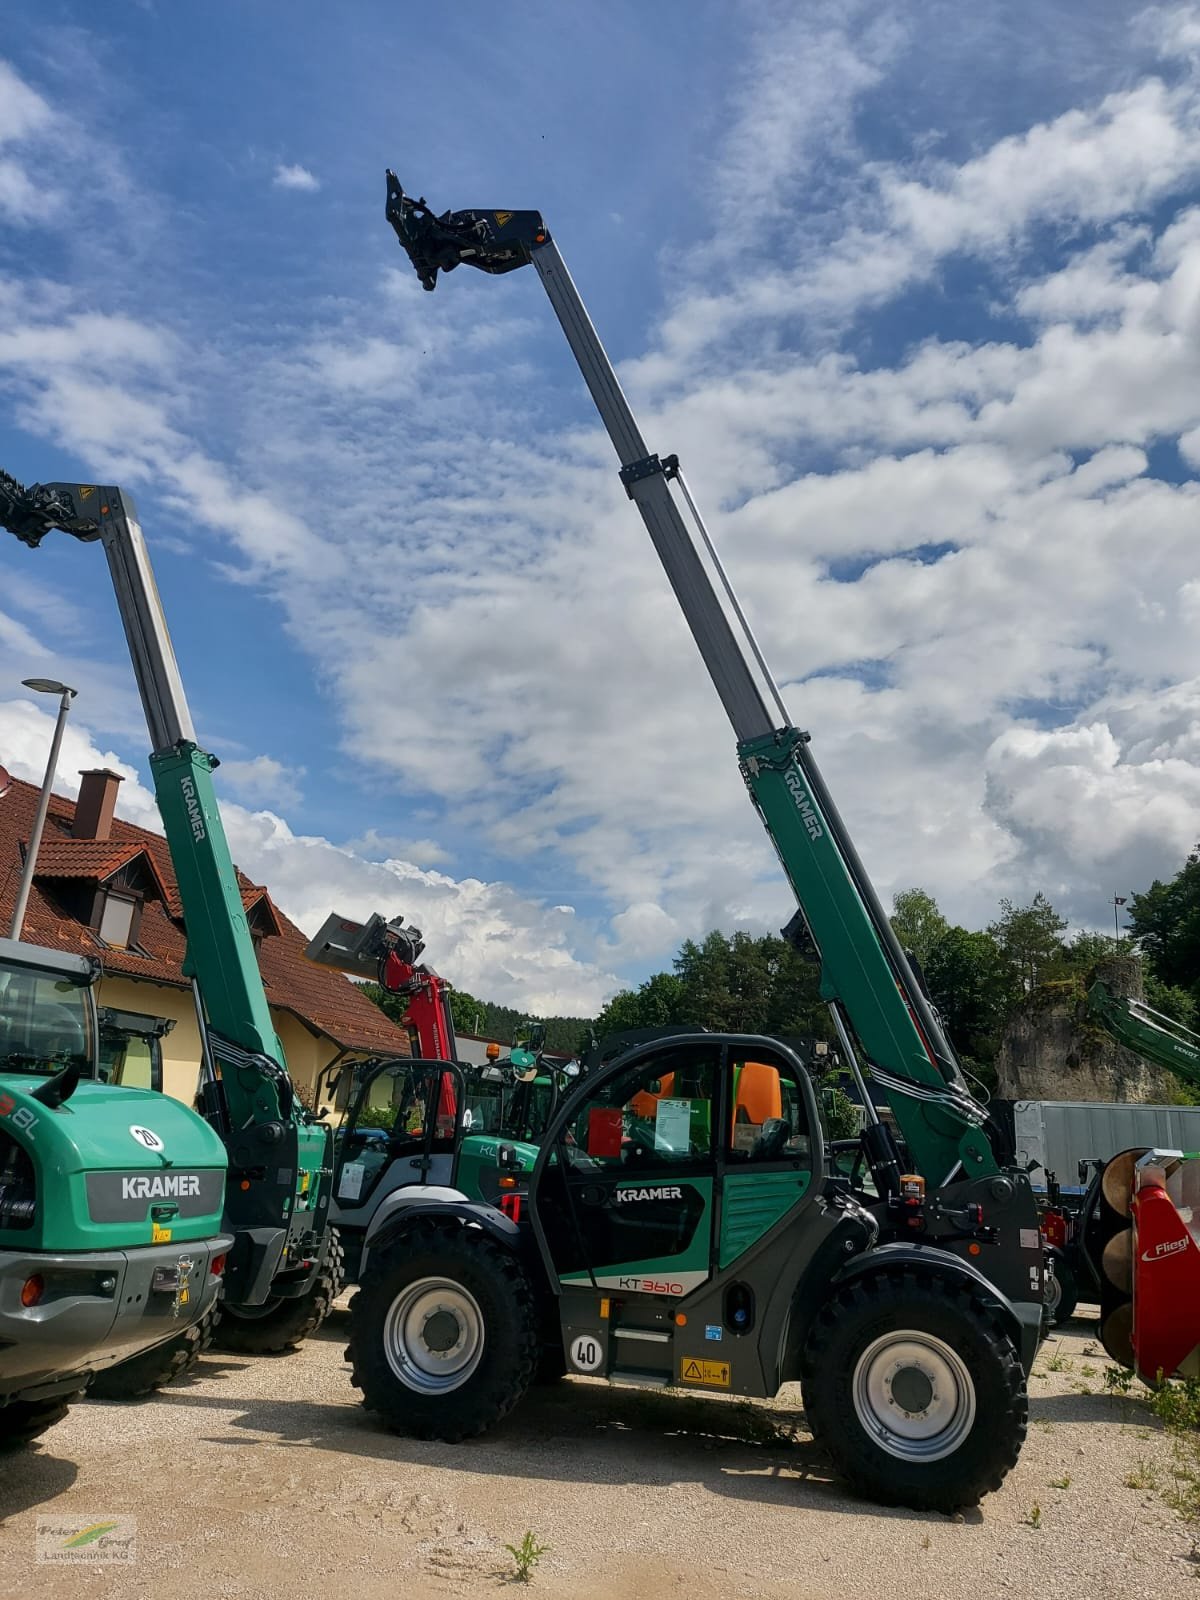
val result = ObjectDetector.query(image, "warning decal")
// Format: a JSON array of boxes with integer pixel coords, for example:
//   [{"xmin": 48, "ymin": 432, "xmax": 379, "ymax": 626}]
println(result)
[
  {"xmin": 493, "ymin": 211, "xmax": 514, "ymax": 226},
  {"xmin": 78, "ymin": 485, "xmax": 97, "ymax": 499},
  {"xmin": 680, "ymin": 1357, "xmax": 730, "ymax": 1388}
]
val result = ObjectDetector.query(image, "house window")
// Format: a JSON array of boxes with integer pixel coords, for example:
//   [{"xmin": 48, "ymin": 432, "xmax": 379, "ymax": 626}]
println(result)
[{"xmin": 98, "ymin": 893, "xmax": 138, "ymax": 950}]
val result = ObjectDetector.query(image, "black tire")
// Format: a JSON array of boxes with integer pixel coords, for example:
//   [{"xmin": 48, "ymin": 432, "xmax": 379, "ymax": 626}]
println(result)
[
  {"xmin": 88, "ymin": 1306, "xmax": 218, "ymax": 1400},
  {"xmin": 534, "ymin": 1342, "xmax": 567, "ymax": 1385},
  {"xmin": 214, "ymin": 1229, "xmax": 345, "ymax": 1356},
  {"xmin": 802, "ymin": 1270, "xmax": 1026, "ymax": 1512},
  {"xmin": 347, "ymin": 1217, "xmax": 536, "ymax": 1441},
  {"xmin": 0, "ymin": 1392, "xmax": 81, "ymax": 1450},
  {"xmin": 1044, "ymin": 1256, "xmax": 1078, "ymax": 1326}
]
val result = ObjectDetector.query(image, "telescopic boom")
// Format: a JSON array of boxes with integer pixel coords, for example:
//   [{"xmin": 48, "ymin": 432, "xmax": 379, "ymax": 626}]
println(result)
[{"xmin": 383, "ymin": 174, "xmax": 995, "ymax": 1188}]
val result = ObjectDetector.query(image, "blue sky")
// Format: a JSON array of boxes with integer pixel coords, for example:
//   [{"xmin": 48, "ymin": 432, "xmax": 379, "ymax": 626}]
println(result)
[{"xmin": 2, "ymin": 1, "xmax": 1200, "ymax": 1012}]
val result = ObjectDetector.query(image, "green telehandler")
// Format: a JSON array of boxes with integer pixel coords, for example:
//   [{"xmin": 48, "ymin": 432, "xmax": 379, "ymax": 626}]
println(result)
[
  {"xmin": 304, "ymin": 911, "xmax": 559, "ymax": 1286},
  {"xmin": 333, "ymin": 179, "xmax": 1048, "ymax": 1513},
  {"xmin": 0, "ymin": 472, "xmax": 341, "ymax": 1374}
]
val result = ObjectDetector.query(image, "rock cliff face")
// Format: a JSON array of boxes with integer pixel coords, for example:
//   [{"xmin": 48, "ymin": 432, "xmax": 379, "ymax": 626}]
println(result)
[{"xmin": 995, "ymin": 955, "xmax": 1179, "ymax": 1103}]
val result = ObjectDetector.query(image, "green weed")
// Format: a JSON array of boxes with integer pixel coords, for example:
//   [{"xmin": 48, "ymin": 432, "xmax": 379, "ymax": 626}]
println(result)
[{"xmin": 505, "ymin": 1532, "xmax": 550, "ymax": 1584}]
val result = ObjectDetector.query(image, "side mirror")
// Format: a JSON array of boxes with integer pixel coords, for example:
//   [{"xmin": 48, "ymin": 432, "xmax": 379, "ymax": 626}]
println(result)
[{"xmin": 527, "ymin": 1023, "xmax": 547, "ymax": 1052}]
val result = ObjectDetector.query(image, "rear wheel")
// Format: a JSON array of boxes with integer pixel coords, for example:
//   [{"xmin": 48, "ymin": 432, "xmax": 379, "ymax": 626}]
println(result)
[
  {"xmin": 0, "ymin": 1392, "xmax": 81, "ymax": 1450},
  {"xmin": 803, "ymin": 1271, "xmax": 1026, "ymax": 1512},
  {"xmin": 214, "ymin": 1230, "xmax": 345, "ymax": 1355},
  {"xmin": 348, "ymin": 1218, "xmax": 536, "ymax": 1440},
  {"xmin": 88, "ymin": 1306, "xmax": 217, "ymax": 1399},
  {"xmin": 1044, "ymin": 1256, "xmax": 1078, "ymax": 1326}
]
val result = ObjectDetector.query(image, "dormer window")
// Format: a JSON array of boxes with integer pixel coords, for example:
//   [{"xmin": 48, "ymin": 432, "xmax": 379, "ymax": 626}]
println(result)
[{"xmin": 97, "ymin": 891, "xmax": 140, "ymax": 950}]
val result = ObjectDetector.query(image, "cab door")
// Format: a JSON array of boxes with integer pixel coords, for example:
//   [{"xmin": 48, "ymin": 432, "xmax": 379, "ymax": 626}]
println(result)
[
  {"xmin": 532, "ymin": 1040, "xmax": 722, "ymax": 1297},
  {"xmin": 333, "ymin": 1059, "xmax": 462, "ymax": 1219}
]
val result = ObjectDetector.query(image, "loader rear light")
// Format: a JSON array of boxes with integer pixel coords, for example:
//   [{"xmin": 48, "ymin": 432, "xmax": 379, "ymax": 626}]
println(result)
[
  {"xmin": 499, "ymin": 1193, "xmax": 522, "ymax": 1223},
  {"xmin": 20, "ymin": 1274, "xmax": 44, "ymax": 1307},
  {"xmin": 210, "ymin": 1254, "xmax": 226, "ymax": 1278}
]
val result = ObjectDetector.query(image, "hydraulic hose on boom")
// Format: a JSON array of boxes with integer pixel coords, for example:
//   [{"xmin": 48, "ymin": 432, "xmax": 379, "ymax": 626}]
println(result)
[
  {"xmin": 0, "ymin": 471, "xmax": 333, "ymax": 1314},
  {"xmin": 383, "ymin": 175, "xmax": 994, "ymax": 1190}
]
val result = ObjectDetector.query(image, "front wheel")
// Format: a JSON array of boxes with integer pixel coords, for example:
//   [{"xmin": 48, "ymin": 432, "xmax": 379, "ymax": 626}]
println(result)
[
  {"xmin": 803, "ymin": 1270, "xmax": 1026, "ymax": 1512},
  {"xmin": 0, "ymin": 1392, "xmax": 81, "ymax": 1450},
  {"xmin": 347, "ymin": 1218, "xmax": 537, "ymax": 1441},
  {"xmin": 214, "ymin": 1230, "xmax": 345, "ymax": 1355},
  {"xmin": 88, "ymin": 1307, "xmax": 217, "ymax": 1399}
]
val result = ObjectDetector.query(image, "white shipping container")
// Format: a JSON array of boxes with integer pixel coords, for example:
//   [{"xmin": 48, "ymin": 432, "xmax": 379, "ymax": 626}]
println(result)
[{"xmin": 1014, "ymin": 1100, "xmax": 1200, "ymax": 1192}]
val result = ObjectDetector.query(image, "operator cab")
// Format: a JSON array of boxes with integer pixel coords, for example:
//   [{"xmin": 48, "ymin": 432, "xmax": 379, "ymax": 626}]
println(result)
[{"xmin": 0, "ymin": 939, "xmax": 98, "ymax": 1080}]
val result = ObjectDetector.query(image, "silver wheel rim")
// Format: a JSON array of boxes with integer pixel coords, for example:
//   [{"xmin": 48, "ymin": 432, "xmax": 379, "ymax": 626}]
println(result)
[
  {"xmin": 383, "ymin": 1276, "xmax": 485, "ymax": 1395},
  {"xmin": 852, "ymin": 1331, "xmax": 976, "ymax": 1463}
]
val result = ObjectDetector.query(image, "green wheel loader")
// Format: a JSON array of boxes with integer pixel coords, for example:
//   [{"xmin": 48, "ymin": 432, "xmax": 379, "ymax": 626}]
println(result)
[{"xmin": 0, "ymin": 936, "xmax": 230, "ymax": 1444}]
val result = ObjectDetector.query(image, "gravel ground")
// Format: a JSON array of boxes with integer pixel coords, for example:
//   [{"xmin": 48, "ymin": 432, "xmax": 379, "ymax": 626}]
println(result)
[{"xmin": 2, "ymin": 1307, "xmax": 1196, "ymax": 1599}]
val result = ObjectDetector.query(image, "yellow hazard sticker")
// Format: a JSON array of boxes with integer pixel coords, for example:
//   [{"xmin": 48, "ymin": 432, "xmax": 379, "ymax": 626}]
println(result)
[
  {"xmin": 78, "ymin": 485, "xmax": 96, "ymax": 499},
  {"xmin": 680, "ymin": 1357, "xmax": 730, "ymax": 1388},
  {"xmin": 493, "ymin": 210, "xmax": 513, "ymax": 226},
  {"xmin": 152, "ymin": 1221, "xmax": 172, "ymax": 1243},
  {"xmin": 179, "ymin": 1287, "xmax": 189, "ymax": 1305}
]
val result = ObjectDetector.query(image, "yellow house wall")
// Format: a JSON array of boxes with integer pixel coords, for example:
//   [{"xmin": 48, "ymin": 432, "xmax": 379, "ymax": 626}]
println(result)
[{"xmin": 97, "ymin": 975, "xmax": 334, "ymax": 1108}]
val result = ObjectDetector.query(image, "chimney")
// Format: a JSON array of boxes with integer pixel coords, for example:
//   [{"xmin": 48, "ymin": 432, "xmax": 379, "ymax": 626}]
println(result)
[{"xmin": 74, "ymin": 769, "xmax": 123, "ymax": 842}]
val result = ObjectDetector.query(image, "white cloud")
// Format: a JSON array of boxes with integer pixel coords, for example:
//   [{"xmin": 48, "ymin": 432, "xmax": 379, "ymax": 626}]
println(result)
[
  {"xmin": 273, "ymin": 163, "xmax": 320, "ymax": 192},
  {"xmin": 216, "ymin": 755, "xmax": 304, "ymax": 811},
  {"xmin": 4, "ymin": 22, "xmax": 1200, "ymax": 1012},
  {"xmin": 0, "ymin": 696, "xmax": 615, "ymax": 1014}
]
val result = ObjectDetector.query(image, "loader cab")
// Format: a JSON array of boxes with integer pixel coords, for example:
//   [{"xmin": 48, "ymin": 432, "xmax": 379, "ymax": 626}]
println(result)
[
  {"xmin": 96, "ymin": 1007, "xmax": 171, "ymax": 1091},
  {"xmin": 0, "ymin": 938, "xmax": 98, "ymax": 1081},
  {"xmin": 331, "ymin": 1056, "xmax": 465, "ymax": 1281}
]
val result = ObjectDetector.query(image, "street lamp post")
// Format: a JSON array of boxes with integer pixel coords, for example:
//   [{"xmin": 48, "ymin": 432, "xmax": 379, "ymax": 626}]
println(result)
[
  {"xmin": 8, "ymin": 678, "xmax": 78, "ymax": 941},
  {"xmin": 1113, "ymin": 895, "xmax": 1127, "ymax": 946}
]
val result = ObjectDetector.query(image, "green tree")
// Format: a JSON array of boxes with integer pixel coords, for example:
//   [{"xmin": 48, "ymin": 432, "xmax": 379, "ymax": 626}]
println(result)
[
  {"xmin": 1128, "ymin": 849, "xmax": 1200, "ymax": 1002},
  {"xmin": 675, "ymin": 932, "xmax": 737, "ymax": 1032},
  {"xmin": 890, "ymin": 888, "xmax": 950, "ymax": 969},
  {"xmin": 923, "ymin": 926, "xmax": 1018, "ymax": 1089},
  {"xmin": 590, "ymin": 971, "xmax": 685, "ymax": 1040},
  {"xmin": 1060, "ymin": 930, "xmax": 1112, "ymax": 973},
  {"xmin": 1143, "ymin": 974, "xmax": 1197, "ymax": 1029},
  {"xmin": 447, "ymin": 987, "xmax": 483, "ymax": 1037},
  {"xmin": 988, "ymin": 893, "xmax": 1068, "ymax": 992}
]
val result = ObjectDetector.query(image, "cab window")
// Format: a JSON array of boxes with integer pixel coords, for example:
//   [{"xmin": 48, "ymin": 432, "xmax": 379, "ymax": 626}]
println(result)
[
  {"xmin": 564, "ymin": 1045, "xmax": 719, "ymax": 1170},
  {"xmin": 726, "ymin": 1055, "xmax": 812, "ymax": 1165}
]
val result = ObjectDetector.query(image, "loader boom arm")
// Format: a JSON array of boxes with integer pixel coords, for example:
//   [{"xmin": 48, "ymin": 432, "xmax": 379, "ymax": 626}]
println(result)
[
  {"xmin": 1087, "ymin": 980, "xmax": 1200, "ymax": 1090},
  {"xmin": 384, "ymin": 178, "xmax": 996, "ymax": 1187}
]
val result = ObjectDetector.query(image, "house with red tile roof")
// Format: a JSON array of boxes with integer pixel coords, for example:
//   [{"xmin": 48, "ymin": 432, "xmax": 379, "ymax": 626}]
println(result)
[{"xmin": 0, "ymin": 767, "xmax": 409, "ymax": 1107}]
